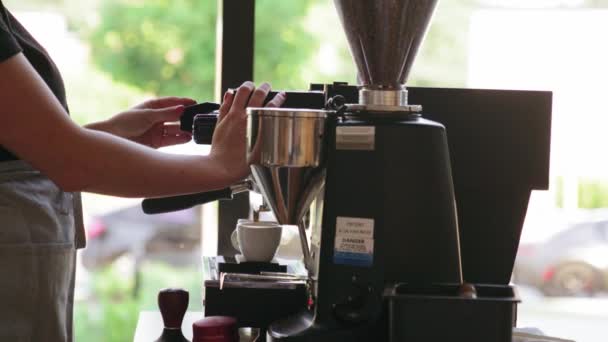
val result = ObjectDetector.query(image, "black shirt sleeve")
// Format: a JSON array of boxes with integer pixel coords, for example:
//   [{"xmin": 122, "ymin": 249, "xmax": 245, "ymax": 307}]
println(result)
[{"xmin": 0, "ymin": 6, "xmax": 22, "ymax": 62}]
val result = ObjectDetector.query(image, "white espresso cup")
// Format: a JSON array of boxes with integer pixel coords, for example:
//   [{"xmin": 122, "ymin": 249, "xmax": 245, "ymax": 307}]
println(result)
[{"xmin": 231, "ymin": 220, "xmax": 282, "ymax": 262}]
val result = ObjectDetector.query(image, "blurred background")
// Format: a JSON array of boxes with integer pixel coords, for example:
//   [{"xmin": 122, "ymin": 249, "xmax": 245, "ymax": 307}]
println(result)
[{"xmin": 4, "ymin": 0, "xmax": 608, "ymax": 341}]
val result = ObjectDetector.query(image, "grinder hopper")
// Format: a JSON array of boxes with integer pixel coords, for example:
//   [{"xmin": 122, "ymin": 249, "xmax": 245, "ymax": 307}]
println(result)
[
  {"xmin": 334, "ymin": 0, "xmax": 439, "ymax": 105},
  {"xmin": 335, "ymin": 0, "xmax": 438, "ymax": 88}
]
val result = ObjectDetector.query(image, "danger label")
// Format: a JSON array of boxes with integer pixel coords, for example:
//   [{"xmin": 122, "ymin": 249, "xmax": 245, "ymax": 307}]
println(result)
[
  {"xmin": 335, "ymin": 236, "xmax": 374, "ymax": 254},
  {"xmin": 334, "ymin": 217, "xmax": 374, "ymax": 267}
]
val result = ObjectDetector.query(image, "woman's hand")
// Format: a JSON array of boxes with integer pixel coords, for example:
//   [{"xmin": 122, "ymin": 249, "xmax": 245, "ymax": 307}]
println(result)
[
  {"xmin": 86, "ymin": 97, "xmax": 196, "ymax": 148},
  {"xmin": 210, "ymin": 82, "xmax": 285, "ymax": 185}
]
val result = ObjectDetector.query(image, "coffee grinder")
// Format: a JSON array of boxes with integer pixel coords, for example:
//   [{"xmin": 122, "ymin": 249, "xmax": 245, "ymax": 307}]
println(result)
[
  {"xmin": 261, "ymin": 1, "xmax": 465, "ymax": 340},
  {"xmin": 142, "ymin": 0, "xmax": 552, "ymax": 341}
]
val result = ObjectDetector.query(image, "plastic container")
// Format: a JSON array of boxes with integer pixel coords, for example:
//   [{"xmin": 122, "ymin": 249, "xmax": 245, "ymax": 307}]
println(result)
[{"xmin": 387, "ymin": 283, "xmax": 519, "ymax": 342}]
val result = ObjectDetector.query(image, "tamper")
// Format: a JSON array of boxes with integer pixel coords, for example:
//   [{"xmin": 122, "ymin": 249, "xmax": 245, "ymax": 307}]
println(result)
[{"xmin": 155, "ymin": 288, "xmax": 190, "ymax": 342}]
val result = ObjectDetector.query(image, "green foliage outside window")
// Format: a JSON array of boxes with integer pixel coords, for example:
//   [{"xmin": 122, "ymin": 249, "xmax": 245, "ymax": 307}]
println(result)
[
  {"xmin": 74, "ymin": 263, "xmax": 202, "ymax": 342},
  {"xmin": 579, "ymin": 179, "xmax": 608, "ymax": 208},
  {"xmin": 86, "ymin": 0, "xmax": 339, "ymax": 101},
  {"xmin": 89, "ymin": 0, "xmax": 218, "ymax": 101},
  {"xmin": 554, "ymin": 177, "xmax": 608, "ymax": 209},
  {"xmin": 85, "ymin": 0, "xmax": 475, "ymax": 99}
]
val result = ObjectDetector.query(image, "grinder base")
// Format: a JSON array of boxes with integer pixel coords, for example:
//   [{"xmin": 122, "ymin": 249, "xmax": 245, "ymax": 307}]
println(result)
[
  {"xmin": 203, "ymin": 257, "xmax": 307, "ymax": 330},
  {"xmin": 388, "ymin": 283, "xmax": 519, "ymax": 342}
]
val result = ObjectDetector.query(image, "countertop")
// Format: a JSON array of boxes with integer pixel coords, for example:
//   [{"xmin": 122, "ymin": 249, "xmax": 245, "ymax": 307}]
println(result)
[
  {"xmin": 133, "ymin": 311, "xmax": 202, "ymax": 342},
  {"xmin": 133, "ymin": 311, "xmax": 258, "ymax": 342}
]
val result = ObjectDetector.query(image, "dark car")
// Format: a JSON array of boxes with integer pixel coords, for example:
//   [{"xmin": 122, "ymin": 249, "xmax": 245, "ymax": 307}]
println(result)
[
  {"xmin": 81, "ymin": 204, "xmax": 202, "ymax": 270},
  {"xmin": 513, "ymin": 218, "xmax": 608, "ymax": 296}
]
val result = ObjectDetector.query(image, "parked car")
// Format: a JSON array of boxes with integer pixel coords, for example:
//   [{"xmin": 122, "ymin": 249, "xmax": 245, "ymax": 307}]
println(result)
[
  {"xmin": 81, "ymin": 204, "xmax": 202, "ymax": 270},
  {"xmin": 513, "ymin": 218, "xmax": 608, "ymax": 296}
]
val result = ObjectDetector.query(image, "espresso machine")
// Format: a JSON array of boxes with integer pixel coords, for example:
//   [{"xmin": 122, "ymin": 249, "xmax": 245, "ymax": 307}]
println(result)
[{"xmin": 142, "ymin": 0, "xmax": 552, "ymax": 341}]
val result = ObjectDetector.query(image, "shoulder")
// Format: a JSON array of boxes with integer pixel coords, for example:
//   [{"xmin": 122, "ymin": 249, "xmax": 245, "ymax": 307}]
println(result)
[
  {"xmin": 0, "ymin": 1, "xmax": 12, "ymax": 31},
  {"xmin": 0, "ymin": 4, "xmax": 22, "ymax": 63}
]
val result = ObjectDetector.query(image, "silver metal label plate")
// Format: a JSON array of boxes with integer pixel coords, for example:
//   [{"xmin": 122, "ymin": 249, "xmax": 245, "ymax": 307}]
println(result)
[{"xmin": 336, "ymin": 126, "xmax": 375, "ymax": 151}]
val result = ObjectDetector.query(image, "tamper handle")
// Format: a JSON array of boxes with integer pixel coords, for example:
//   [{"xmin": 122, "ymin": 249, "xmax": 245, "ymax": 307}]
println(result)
[{"xmin": 158, "ymin": 288, "xmax": 189, "ymax": 329}]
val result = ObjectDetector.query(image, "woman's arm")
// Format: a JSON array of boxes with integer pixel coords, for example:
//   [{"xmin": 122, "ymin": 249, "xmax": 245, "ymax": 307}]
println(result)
[{"xmin": 0, "ymin": 53, "xmax": 283, "ymax": 197}]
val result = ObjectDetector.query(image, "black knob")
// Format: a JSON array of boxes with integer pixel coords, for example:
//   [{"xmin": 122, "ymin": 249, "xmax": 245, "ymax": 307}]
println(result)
[
  {"xmin": 332, "ymin": 284, "xmax": 370, "ymax": 325},
  {"xmin": 180, "ymin": 102, "xmax": 220, "ymax": 132},
  {"xmin": 193, "ymin": 114, "xmax": 218, "ymax": 145}
]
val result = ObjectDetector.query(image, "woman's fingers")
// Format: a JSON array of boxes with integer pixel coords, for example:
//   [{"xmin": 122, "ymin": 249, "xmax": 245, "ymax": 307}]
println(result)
[
  {"xmin": 161, "ymin": 123, "xmax": 188, "ymax": 137},
  {"xmin": 265, "ymin": 92, "xmax": 286, "ymax": 108},
  {"xmin": 218, "ymin": 89, "xmax": 235, "ymax": 123},
  {"xmin": 153, "ymin": 123, "xmax": 191, "ymax": 148},
  {"xmin": 248, "ymin": 83, "xmax": 271, "ymax": 109},
  {"xmin": 231, "ymin": 82, "xmax": 255, "ymax": 111},
  {"xmin": 132, "ymin": 123, "xmax": 191, "ymax": 148},
  {"xmin": 219, "ymin": 82, "xmax": 279, "ymax": 123},
  {"xmin": 159, "ymin": 131, "xmax": 192, "ymax": 148},
  {"xmin": 135, "ymin": 97, "xmax": 196, "ymax": 110},
  {"xmin": 141, "ymin": 105, "xmax": 185, "ymax": 126}
]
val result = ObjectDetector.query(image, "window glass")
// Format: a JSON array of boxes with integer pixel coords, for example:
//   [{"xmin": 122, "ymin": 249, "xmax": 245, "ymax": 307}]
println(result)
[
  {"xmin": 549, "ymin": 224, "xmax": 597, "ymax": 247},
  {"xmin": 4, "ymin": 0, "xmax": 608, "ymax": 341},
  {"xmin": 252, "ymin": 2, "xmax": 608, "ymax": 342},
  {"xmin": 594, "ymin": 221, "xmax": 608, "ymax": 241},
  {"xmin": 3, "ymin": 1, "xmax": 215, "ymax": 340}
]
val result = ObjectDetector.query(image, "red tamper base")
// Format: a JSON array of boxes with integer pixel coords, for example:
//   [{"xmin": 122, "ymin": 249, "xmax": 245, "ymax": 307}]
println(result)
[{"xmin": 192, "ymin": 316, "xmax": 238, "ymax": 342}]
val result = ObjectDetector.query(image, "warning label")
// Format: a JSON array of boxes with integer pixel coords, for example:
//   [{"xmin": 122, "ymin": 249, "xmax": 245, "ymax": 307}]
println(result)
[
  {"xmin": 336, "ymin": 217, "xmax": 374, "ymax": 238},
  {"xmin": 334, "ymin": 217, "xmax": 374, "ymax": 267}
]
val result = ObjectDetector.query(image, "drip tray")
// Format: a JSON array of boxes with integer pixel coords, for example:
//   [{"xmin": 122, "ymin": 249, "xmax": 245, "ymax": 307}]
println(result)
[{"xmin": 386, "ymin": 283, "xmax": 519, "ymax": 342}]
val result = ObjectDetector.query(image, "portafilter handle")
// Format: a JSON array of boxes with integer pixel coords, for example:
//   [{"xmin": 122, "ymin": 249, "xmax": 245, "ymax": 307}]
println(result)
[
  {"xmin": 141, "ymin": 180, "xmax": 252, "ymax": 215},
  {"xmin": 180, "ymin": 102, "xmax": 220, "ymax": 136}
]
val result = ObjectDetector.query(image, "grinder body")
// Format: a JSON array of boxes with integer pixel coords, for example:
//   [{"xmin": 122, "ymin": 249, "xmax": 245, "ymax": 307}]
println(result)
[{"xmin": 267, "ymin": 111, "xmax": 462, "ymax": 341}]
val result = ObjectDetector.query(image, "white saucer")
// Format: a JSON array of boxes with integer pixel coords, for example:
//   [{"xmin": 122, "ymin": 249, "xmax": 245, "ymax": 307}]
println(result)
[{"xmin": 235, "ymin": 254, "xmax": 278, "ymax": 264}]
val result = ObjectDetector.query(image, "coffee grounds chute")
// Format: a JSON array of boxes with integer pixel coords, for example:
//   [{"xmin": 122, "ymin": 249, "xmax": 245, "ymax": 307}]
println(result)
[{"xmin": 246, "ymin": 107, "xmax": 330, "ymax": 269}]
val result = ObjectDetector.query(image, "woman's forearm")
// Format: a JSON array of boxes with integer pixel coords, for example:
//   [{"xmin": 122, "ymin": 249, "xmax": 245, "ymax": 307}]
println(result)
[
  {"xmin": 0, "ymin": 53, "xmax": 235, "ymax": 198},
  {"xmin": 61, "ymin": 127, "xmax": 232, "ymax": 197},
  {"xmin": 83, "ymin": 120, "xmax": 111, "ymax": 132}
]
